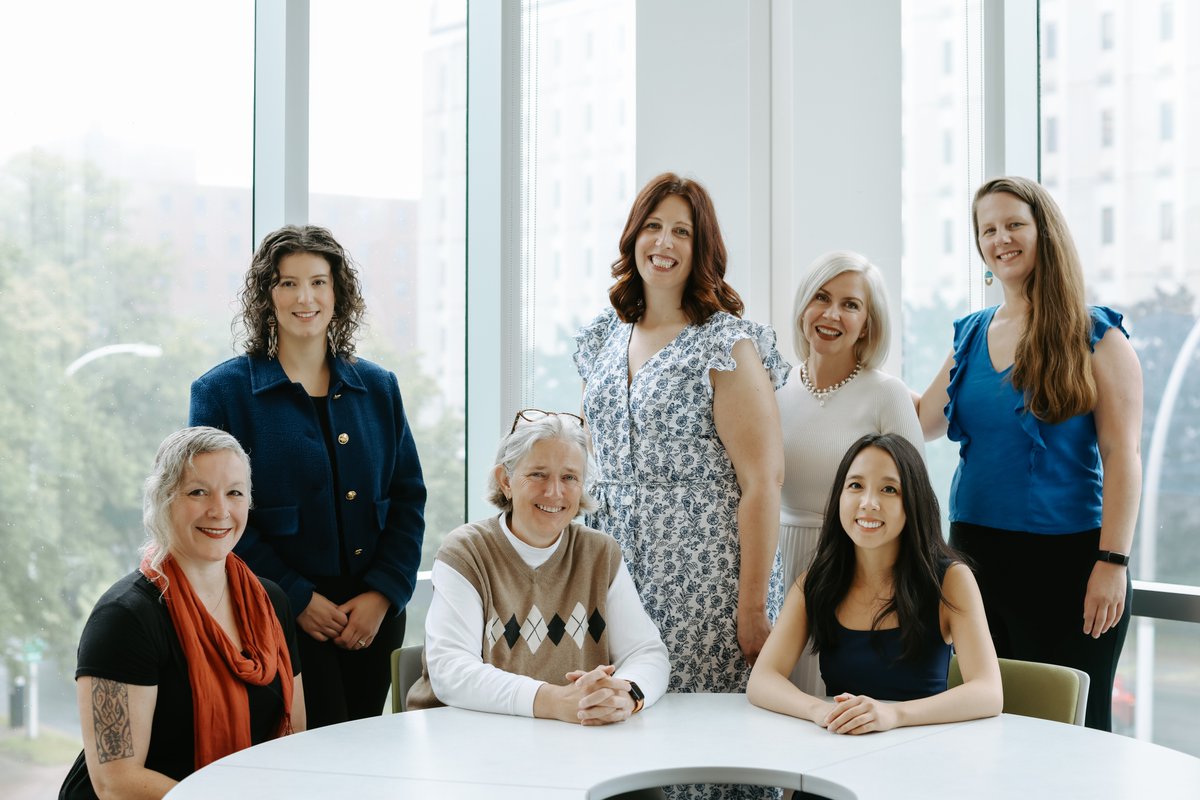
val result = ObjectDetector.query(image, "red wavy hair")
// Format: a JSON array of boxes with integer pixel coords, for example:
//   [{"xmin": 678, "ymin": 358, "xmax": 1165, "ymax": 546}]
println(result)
[{"xmin": 609, "ymin": 173, "xmax": 744, "ymax": 324}]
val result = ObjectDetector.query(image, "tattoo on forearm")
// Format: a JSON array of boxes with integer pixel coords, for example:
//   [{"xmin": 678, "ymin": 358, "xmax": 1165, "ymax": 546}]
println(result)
[{"xmin": 91, "ymin": 678, "xmax": 135, "ymax": 763}]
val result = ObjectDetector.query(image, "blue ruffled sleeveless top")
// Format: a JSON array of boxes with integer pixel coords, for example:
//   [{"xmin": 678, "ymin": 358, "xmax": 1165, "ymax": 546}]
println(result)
[{"xmin": 944, "ymin": 305, "xmax": 1127, "ymax": 534}]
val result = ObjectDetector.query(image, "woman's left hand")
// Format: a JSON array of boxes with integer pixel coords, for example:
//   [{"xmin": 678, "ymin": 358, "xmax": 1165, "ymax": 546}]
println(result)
[
  {"xmin": 1083, "ymin": 562, "xmax": 1127, "ymax": 638},
  {"xmin": 336, "ymin": 590, "xmax": 391, "ymax": 651},
  {"xmin": 737, "ymin": 604, "xmax": 772, "ymax": 667},
  {"xmin": 822, "ymin": 693, "xmax": 899, "ymax": 735}
]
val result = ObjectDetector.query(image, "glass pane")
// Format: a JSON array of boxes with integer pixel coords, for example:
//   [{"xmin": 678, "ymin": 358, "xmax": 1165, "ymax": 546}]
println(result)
[
  {"xmin": 1115, "ymin": 617, "xmax": 1200, "ymax": 757},
  {"xmin": 900, "ymin": 0, "xmax": 986, "ymax": 527},
  {"xmin": 517, "ymin": 0, "xmax": 636, "ymax": 414},
  {"xmin": 309, "ymin": 0, "xmax": 467, "ymax": 576},
  {"xmin": 0, "ymin": 1, "xmax": 253, "ymax": 792},
  {"xmin": 1041, "ymin": 0, "xmax": 1200, "ymax": 747}
]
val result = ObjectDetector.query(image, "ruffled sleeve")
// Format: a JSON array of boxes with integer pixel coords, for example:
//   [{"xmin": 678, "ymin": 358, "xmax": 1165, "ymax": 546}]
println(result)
[
  {"xmin": 1089, "ymin": 306, "xmax": 1128, "ymax": 350},
  {"xmin": 573, "ymin": 307, "xmax": 620, "ymax": 382},
  {"xmin": 699, "ymin": 312, "xmax": 792, "ymax": 398},
  {"xmin": 943, "ymin": 308, "xmax": 991, "ymax": 450}
]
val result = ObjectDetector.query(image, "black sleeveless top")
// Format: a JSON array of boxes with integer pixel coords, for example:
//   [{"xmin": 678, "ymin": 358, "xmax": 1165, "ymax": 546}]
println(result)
[{"xmin": 819, "ymin": 561, "xmax": 953, "ymax": 700}]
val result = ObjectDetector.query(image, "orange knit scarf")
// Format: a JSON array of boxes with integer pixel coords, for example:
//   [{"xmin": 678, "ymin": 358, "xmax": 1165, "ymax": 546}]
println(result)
[{"xmin": 140, "ymin": 551, "xmax": 294, "ymax": 770}]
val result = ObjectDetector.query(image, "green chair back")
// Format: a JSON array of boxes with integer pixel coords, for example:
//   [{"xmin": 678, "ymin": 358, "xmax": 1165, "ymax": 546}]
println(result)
[
  {"xmin": 390, "ymin": 644, "xmax": 425, "ymax": 713},
  {"xmin": 949, "ymin": 655, "xmax": 1089, "ymax": 726}
]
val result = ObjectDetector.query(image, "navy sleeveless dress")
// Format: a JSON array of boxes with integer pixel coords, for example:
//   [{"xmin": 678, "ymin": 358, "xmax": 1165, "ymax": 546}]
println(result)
[{"xmin": 819, "ymin": 564, "xmax": 953, "ymax": 700}]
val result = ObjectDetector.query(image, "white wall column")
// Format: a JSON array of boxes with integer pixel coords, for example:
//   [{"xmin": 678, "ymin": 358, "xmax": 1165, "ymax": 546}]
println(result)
[
  {"xmin": 786, "ymin": 0, "xmax": 903, "ymax": 369},
  {"xmin": 635, "ymin": 2, "xmax": 903, "ymax": 368},
  {"xmin": 635, "ymin": 0, "xmax": 773, "ymax": 324}
]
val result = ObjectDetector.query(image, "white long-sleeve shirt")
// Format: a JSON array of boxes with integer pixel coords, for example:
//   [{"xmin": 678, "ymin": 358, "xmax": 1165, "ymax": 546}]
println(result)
[{"xmin": 423, "ymin": 514, "xmax": 670, "ymax": 716}]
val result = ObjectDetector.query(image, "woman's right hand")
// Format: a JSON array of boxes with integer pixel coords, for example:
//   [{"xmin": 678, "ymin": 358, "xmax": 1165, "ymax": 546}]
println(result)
[
  {"xmin": 297, "ymin": 591, "xmax": 349, "ymax": 641},
  {"xmin": 535, "ymin": 664, "xmax": 633, "ymax": 725},
  {"xmin": 821, "ymin": 693, "xmax": 900, "ymax": 734}
]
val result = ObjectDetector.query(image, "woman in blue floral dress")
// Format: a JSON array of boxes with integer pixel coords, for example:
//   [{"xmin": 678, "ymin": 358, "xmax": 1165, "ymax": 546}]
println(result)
[{"xmin": 574, "ymin": 173, "xmax": 790, "ymax": 705}]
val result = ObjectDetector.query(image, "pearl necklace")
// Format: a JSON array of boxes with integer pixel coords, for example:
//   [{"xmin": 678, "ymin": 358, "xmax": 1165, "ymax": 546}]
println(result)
[{"xmin": 800, "ymin": 360, "xmax": 862, "ymax": 407}]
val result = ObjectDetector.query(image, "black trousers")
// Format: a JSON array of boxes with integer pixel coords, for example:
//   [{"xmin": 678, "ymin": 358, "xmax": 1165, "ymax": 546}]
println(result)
[
  {"xmin": 298, "ymin": 576, "xmax": 407, "ymax": 729},
  {"xmin": 950, "ymin": 522, "xmax": 1132, "ymax": 731}
]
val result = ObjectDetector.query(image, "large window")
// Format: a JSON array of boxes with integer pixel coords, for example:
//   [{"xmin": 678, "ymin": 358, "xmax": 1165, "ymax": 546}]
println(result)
[
  {"xmin": 309, "ymin": 0, "xmax": 466, "ymax": 564},
  {"xmin": 0, "ymin": 2, "xmax": 466, "ymax": 793},
  {"xmin": 900, "ymin": 0, "xmax": 986, "ymax": 527},
  {"xmin": 516, "ymin": 0, "xmax": 636, "ymax": 415},
  {"xmin": 1040, "ymin": 0, "xmax": 1200, "ymax": 754},
  {"xmin": 0, "ymin": 1, "xmax": 254, "ymax": 789}
]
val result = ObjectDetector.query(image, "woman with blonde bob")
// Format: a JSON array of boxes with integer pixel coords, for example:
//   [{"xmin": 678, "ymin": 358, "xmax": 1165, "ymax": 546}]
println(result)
[
  {"xmin": 61, "ymin": 427, "xmax": 303, "ymax": 800},
  {"xmin": 917, "ymin": 176, "xmax": 1143, "ymax": 731},
  {"xmin": 749, "ymin": 434, "xmax": 1001, "ymax": 735},
  {"xmin": 777, "ymin": 250, "xmax": 923, "ymax": 696},
  {"xmin": 407, "ymin": 410, "xmax": 669, "ymax": 730}
]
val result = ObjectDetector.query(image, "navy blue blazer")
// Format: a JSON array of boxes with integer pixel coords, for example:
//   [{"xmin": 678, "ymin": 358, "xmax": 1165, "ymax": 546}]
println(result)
[{"xmin": 189, "ymin": 354, "xmax": 426, "ymax": 617}]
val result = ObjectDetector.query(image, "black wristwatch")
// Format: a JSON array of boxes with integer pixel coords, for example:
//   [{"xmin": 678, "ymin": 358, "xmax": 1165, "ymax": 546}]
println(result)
[
  {"xmin": 1097, "ymin": 550, "xmax": 1130, "ymax": 566},
  {"xmin": 627, "ymin": 681, "xmax": 645, "ymax": 714}
]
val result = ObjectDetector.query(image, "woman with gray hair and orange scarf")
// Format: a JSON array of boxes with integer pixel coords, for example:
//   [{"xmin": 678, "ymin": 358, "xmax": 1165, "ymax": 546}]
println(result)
[{"xmin": 60, "ymin": 427, "xmax": 303, "ymax": 799}]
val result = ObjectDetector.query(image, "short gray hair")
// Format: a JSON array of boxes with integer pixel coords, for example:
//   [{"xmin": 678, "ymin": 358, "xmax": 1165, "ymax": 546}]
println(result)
[
  {"xmin": 141, "ymin": 426, "xmax": 252, "ymax": 576},
  {"xmin": 485, "ymin": 415, "xmax": 597, "ymax": 514},
  {"xmin": 792, "ymin": 250, "xmax": 892, "ymax": 369}
]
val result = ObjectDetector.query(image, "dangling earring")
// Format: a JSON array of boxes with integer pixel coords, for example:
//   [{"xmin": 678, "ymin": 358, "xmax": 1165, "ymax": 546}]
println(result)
[
  {"xmin": 327, "ymin": 315, "xmax": 338, "ymax": 355},
  {"xmin": 267, "ymin": 315, "xmax": 279, "ymax": 359},
  {"xmin": 983, "ymin": 269, "xmax": 994, "ymax": 287}
]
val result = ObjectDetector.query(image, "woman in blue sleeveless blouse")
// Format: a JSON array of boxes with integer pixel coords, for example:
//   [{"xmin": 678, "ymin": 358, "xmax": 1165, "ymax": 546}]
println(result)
[
  {"xmin": 748, "ymin": 434, "xmax": 1001, "ymax": 733},
  {"xmin": 917, "ymin": 177, "xmax": 1143, "ymax": 731}
]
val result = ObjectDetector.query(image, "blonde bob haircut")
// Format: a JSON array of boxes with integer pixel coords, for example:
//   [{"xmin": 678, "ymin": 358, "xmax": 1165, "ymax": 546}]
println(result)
[
  {"xmin": 792, "ymin": 250, "xmax": 891, "ymax": 369},
  {"xmin": 141, "ymin": 426, "xmax": 252, "ymax": 580},
  {"xmin": 486, "ymin": 414, "xmax": 597, "ymax": 515}
]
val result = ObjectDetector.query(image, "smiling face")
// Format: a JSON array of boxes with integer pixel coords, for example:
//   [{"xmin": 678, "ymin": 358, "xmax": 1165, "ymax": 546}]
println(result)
[
  {"xmin": 975, "ymin": 191, "xmax": 1039, "ymax": 288},
  {"xmin": 800, "ymin": 270, "xmax": 869, "ymax": 363},
  {"xmin": 168, "ymin": 450, "xmax": 250, "ymax": 568},
  {"xmin": 838, "ymin": 446, "xmax": 906, "ymax": 557},
  {"xmin": 633, "ymin": 194, "xmax": 694, "ymax": 297},
  {"xmin": 271, "ymin": 252, "xmax": 336, "ymax": 349},
  {"xmin": 497, "ymin": 437, "xmax": 586, "ymax": 548}
]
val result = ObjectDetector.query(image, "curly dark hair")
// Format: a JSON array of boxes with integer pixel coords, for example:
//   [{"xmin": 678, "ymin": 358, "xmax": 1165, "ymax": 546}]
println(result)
[
  {"xmin": 236, "ymin": 225, "xmax": 366, "ymax": 359},
  {"xmin": 609, "ymin": 172, "xmax": 744, "ymax": 324}
]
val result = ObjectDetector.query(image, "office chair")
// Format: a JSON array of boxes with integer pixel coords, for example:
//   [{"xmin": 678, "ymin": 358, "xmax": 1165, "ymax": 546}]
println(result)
[
  {"xmin": 948, "ymin": 655, "xmax": 1089, "ymax": 726},
  {"xmin": 390, "ymin": 644, "xmax": 425, "ymax": 713}
]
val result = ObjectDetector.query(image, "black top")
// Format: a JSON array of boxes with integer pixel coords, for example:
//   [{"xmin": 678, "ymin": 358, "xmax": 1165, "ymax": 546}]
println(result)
[
  {"xmin": 819, "ymin": 561, "xmax": 953, "ymax": 701},
  {"xmin": 60, "ymin": 570, "xmax": 301, "ymax": 799}
]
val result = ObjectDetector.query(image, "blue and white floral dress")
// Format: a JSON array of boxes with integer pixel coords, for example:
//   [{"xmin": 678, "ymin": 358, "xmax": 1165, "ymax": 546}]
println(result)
[{"xmin": 574, "ymin": 307, "xmax": 790, "ymax": 695}]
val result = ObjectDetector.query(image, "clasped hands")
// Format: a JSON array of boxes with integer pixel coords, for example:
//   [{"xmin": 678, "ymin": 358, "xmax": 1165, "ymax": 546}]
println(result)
[
  {"xmin": 297, "ymin": 590, "xmax": 390, "ymax": 650},
  {"xmin": 814, "ymin": 692, "xmax": 900, "ymax": 735},
  {"xmin": 537, "ymin": 664, "xmax": 637, "ymax": 726}
]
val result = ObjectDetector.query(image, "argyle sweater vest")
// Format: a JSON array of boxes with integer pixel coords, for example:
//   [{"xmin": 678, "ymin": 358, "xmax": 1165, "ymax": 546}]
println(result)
[{"xmin": 407, "ymin": 517, "xmax": 622, "ymax": 710}]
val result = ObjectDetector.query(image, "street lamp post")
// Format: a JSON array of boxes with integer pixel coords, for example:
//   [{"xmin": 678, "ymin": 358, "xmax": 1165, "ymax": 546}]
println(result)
[{"xmin": 64, "ymin": 343, "xmax": 163, "ymax": 377}]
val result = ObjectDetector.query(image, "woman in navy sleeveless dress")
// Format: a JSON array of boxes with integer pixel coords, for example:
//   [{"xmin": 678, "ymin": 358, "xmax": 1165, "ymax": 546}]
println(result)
[{"xmin": 748, "ymin": 434, "xmax": 1001, "ymax": 734}]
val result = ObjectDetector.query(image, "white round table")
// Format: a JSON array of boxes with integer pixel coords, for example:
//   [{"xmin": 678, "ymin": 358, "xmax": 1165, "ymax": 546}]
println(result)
[{"xmin": 166, "ymin": 693, "xmax": 1200, "ymax": 799}]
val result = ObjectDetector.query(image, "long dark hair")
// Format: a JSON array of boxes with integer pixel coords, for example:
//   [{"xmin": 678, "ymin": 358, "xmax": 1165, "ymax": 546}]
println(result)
[
  {"xmin": 803, "ymin": 434, "xmax": 961, "ymax": 662},
  {"xmin": 608, "ymin": 173, "xmax": 744, "ymax": 324}
]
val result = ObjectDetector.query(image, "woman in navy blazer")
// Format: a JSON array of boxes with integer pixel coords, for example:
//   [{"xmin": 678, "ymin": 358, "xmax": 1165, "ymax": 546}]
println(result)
[{"xmin": 190, "ymin": 225, "xmax": 426, "ymax": 727}]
